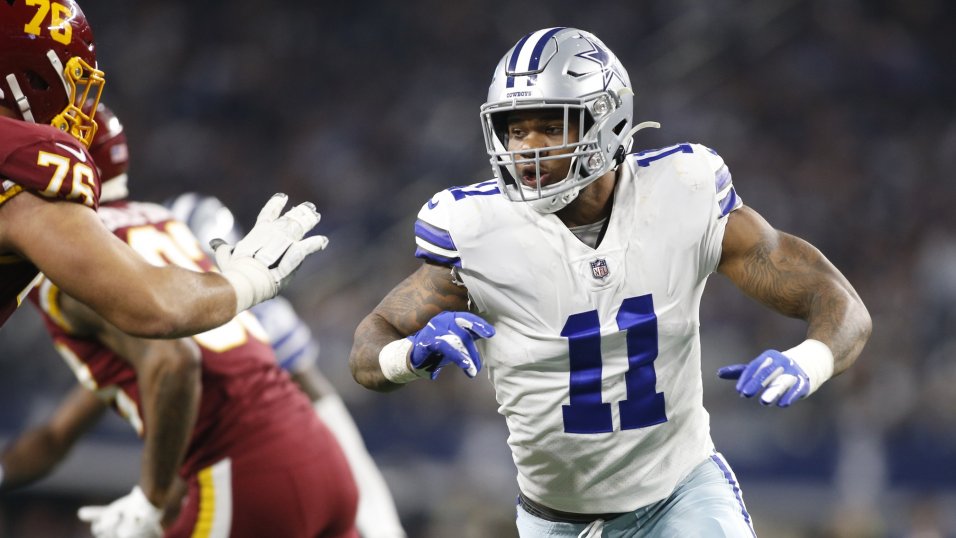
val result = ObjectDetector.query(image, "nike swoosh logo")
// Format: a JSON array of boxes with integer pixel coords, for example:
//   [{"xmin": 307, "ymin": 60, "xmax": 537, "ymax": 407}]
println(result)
[
  {"xmin": 427, "ymin": 198, "xmax": 439, "ymax": 209},
  {"xmin": 55, "ymin": 143, "xmax": 87, "ymax": 163}
]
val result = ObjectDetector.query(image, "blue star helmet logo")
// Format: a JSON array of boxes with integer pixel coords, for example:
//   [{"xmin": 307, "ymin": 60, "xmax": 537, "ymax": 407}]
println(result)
[{"xmin": 574, "ymin": 37, "xmax": 627, "ymax": 91}]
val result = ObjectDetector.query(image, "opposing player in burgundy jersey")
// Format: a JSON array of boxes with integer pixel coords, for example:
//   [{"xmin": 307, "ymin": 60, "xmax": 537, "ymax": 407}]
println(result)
[
  {"xmin": 0, "ymin": 104, "xmax": 403, "ymax": 537},
  {"xmin": 0, "ymin": 0, "xmax": 326, "ymax": 335},
  {"xmin": 167, "ymin": 192, "xmax": 407, "ymax": 538},
  {"xmin": 1, "ymin": 103, "xmax": 359, "ymax": 538}
]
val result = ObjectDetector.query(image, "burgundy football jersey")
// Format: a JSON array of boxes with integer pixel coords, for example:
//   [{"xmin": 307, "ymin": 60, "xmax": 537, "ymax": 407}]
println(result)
[
  {"xmin": 30, "ymin": 201, "xmax": 321, "ymax": 478},
  {"xmin": 0, "ymin": 116, "xmax": 101, "ymax": 326}
]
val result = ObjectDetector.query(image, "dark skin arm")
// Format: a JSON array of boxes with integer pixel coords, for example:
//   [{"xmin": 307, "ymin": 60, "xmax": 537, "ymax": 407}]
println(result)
[
  {"xmin": 0, "ymin": 191, "xmax": 237, "ymax": 338},
  {"xmin": 717, "ymin": 206, "xmax": 871, "ymax": 374},
  {"xmin": 349, "ymin": 262, "xmax": 467, "ymax": 392},
  {"xmin": 160, "ymin": 477, "xmax": 188, "ymax": 528},
  {"xmin": 59, "ymin": 291, "xmax": 202, "ymax": 509},
  {"xmin": 0, "ymin": 386, "xmax": 107, "ymax": 491}
]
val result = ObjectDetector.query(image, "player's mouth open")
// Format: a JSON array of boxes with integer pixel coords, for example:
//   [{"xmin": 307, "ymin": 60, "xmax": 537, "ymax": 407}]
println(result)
[{"xmin": 520, "ymin": 167, "xmax": 550, "ymax": 188}]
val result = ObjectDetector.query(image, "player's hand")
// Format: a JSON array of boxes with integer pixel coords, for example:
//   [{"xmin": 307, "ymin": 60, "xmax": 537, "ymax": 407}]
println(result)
[
  {"xmin": 408, "ymin": 311, "xmax": 495, "ymax": 379},
  {"xmin": 719, "ymin": 340, "xmax": 835, "ymax": 408},
  {"xmin": 212, "ymin": 193, "xmax": 329, "ymax": 314},
  {"xmin": 77, "ymin": 486, "xmax": 163, "ymax": 538},
  {"xmin": 718, "ymin": 350, "xmax": 812, "ymax": 407}
]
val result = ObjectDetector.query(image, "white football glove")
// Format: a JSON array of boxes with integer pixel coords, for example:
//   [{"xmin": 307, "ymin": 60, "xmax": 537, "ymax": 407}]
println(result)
[
  {"xmin": 212, "ymin": 193, "xmax": 329, "ymax": 313},
  {"xmin": 77, "ymin": 486, "xmax": 163, "ymax": 538}
]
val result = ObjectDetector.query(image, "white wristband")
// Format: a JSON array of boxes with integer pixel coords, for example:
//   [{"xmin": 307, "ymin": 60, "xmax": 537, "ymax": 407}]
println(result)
[
  {"xmin": 783, "ymin": 339, "xmax": 835, "ymax": 395},
  {"xmin": 378, "ymin": 339, "xmax": 425, "ymax": 384},
  {"xmin": 220, "ymin": 260, "xmax": 276, "ymax": 314}
]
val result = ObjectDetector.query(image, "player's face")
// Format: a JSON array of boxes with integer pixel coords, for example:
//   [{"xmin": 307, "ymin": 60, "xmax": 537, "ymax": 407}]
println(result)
[{"xmin": 506, "ymin": 109, "xmax": 580, "ymax": 188}]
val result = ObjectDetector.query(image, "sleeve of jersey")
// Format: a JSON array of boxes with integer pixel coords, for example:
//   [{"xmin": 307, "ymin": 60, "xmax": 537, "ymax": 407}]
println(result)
[
  {"xmin": 249, "ymin": 296, "xmax": 319, "ymax": 373},
  {"xmin": 697, "ymin": 146, "xmax": 742, "ymax": 276},
  {"xmin": 0, "ymin": 140, "xmax": 100, "ymax": 208},
  {"xmin": 705, "ymin": 149, "xmax": 742, "ymax": 218},
  {"xmin": 414, "ymin": 191, "xmax": 461, "ymax": 267}
]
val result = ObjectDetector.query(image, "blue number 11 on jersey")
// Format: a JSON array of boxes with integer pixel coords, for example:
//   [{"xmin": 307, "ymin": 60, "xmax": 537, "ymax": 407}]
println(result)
[{"xmin": 562, "ymin": 294, "xmax": 667, "ymax": 434}]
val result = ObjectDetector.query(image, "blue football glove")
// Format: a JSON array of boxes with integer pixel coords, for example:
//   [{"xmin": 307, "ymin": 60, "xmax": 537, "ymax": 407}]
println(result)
[
  {"xmin": 408, "ymin": 312, "xmax": 495, "ymax": 379},
  {"xmin": 718, "ymin": 350, "xmax": 811, "ymax": 408}
]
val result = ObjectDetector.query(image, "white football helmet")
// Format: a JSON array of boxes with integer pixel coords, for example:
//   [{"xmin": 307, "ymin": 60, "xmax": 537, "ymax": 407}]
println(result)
[
  {"xmin": 165, "ymin": 193, "xmax": 241, "ymax": 255},
  {"xmin": 481, "ymin": 27, "xmax": 656, "ymax": 213}
]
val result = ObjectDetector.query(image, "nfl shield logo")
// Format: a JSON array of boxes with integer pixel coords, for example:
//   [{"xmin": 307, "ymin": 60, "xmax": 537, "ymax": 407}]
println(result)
[{"xmin": 590, "ymin": 258, "xmax": 610, "ymax": 280}]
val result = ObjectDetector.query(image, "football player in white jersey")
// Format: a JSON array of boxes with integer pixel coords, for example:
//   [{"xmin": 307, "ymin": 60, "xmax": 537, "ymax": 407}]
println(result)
[{"xmin": 349, "ymin": 27, "xmax": 871, "ymax": 537}]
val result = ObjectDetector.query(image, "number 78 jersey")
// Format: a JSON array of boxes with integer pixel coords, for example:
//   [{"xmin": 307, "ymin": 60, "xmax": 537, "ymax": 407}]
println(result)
[{"xmin": 414, "ymin": 143, "xmax": 742, "ymax": 514}]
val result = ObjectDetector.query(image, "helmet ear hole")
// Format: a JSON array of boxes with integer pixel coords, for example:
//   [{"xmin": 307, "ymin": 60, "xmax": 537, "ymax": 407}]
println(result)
[
  {"xmin": 612, "ymin": 119, "xmax": 627, "ymax": 136},
  {"xmin": 26, "ymin": 71, "xmax": 49, "ymax": 91}
]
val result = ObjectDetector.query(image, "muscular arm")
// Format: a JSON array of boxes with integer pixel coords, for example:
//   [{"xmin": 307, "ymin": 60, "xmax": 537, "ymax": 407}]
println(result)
[
  {"xmin": 0, "ymin": 192, "xmax": 236, "ymax": 338},
  {"xmin": 160, "ymin": 477, "xmax": 188, "ymax": 528},
  {"xmin": 717, "ymin": 206, "xmax": 872, "ymax": 375},
  {"xmin": 349, "ymin": 262, "xmax": 469, "ymax": 392},
  {"xmin": 0, "ymin": 386, "xmax": 107, "ymax": 491},
  {"xmin": 59, "ymin": 292, "xmax": 202, "ymax": 509}
]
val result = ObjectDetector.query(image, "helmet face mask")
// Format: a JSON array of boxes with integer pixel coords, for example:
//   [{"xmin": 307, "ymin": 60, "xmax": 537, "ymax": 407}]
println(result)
[
  {"xmin": 481, "ymin": 28, "xmax": 634, "ymax": 213},
  {"xmin": 51, "ymin": 56, "xmax": 105, "ymax": 146},
  {"xmin": 0, "ymin": 0, "xmax": 105, "ymax": 146}
]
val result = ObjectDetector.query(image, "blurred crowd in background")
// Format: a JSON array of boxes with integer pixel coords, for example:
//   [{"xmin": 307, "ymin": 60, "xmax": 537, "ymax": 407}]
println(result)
[{"xmin": 1, "ymin": 0, "xmax": 955, "ymax": 536}]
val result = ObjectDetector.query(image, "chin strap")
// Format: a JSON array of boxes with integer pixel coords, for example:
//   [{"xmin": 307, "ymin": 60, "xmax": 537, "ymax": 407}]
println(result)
[
  {"xmin": 5, "ymin": 74, "xmax": 35, "ymax": 123},
  {"xmin": 615, "ymin": 120, "xmax": 661, "ymax": 165}
]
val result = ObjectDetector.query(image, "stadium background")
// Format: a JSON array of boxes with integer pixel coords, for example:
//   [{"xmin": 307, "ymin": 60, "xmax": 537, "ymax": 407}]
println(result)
[{"xmin": 1, "ymin": 0, "xmax": 955, "ymax": 536}]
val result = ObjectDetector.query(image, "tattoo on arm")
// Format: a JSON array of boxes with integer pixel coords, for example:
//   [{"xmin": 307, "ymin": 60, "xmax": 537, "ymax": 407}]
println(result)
[
  {"xmin": 380, "ymin": 263, "xmax": 469, "ymax": 335},
  {"xmin": 729, "ymin": 233, "xmax": 821, "ymax": 319},
  {"xmin": 349, "ymin": 263, "xmax": 468, "ymax": 391},
  {"xmin": 720, "ymin": 208, "xmax": 871, "ymax": 374}
]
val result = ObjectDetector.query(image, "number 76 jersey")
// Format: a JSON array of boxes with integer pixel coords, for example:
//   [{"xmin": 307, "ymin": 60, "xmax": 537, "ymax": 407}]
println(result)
[
  {"xmin": 414, "ymin": 143, "xmax": 742, "ymax": 514},
  {"xmin": 0, "ymin": 116, "xmax": 101, "ymax": 327}
]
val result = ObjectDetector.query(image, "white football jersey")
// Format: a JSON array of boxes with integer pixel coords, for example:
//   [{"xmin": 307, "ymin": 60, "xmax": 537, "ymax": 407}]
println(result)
[{"xmin": 415, "ymin": 143, "xmax": 742, "ymax": 514}]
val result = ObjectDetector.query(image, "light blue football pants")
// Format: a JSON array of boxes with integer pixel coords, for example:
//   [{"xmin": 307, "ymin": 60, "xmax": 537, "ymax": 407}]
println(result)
[{"xmin": 515, "ymin": 453, "xmax": 757, "ymax": 538}]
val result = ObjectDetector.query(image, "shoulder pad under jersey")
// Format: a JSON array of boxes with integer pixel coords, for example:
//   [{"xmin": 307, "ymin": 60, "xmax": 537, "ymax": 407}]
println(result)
[
  {"xmin": 0, "ymin": 117, "xmax": 101, "ymax": 208},
  {"xmin": 694, "ymin": 144, "xmax": 742, "ymax": 217},
  {"xmin": 630, "ymin": 142, "xmax": 741, "ymax": 217},
  {"xmin": 413, "ymin": 180, "xmax": 501, "ymax": 267}
]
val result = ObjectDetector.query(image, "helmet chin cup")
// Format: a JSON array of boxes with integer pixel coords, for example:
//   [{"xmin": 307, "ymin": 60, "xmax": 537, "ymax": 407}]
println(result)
[{"xmin": 529, "ymin": 187, "xmax": 581, "ymax": 214}]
